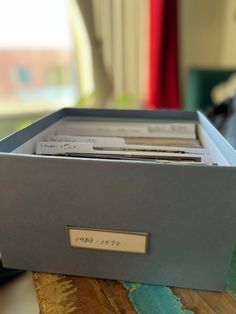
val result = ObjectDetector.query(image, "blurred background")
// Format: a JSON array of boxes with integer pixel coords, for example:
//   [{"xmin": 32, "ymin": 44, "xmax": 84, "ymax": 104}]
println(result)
[{"xmin": 1, "ymin": 0, "xmax": 236, "ymax": 138}]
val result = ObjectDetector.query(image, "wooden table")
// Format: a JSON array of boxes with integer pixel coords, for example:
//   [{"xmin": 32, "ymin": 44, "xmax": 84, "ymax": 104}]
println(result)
[{"xmin": 32, "ymin": 248, "xmax": 236, "ymax": 314}]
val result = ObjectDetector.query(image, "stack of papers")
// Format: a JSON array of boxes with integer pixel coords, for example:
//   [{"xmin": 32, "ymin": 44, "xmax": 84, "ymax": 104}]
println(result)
[{"xmin": 35, "ymin": 120, "xmax": 214, "ymax": 166}]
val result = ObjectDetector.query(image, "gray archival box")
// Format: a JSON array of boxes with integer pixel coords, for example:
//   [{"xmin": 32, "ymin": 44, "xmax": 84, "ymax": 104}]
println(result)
[{"xmin": 0, "ymin": 108, "xmax": 236, "ymax": 291}]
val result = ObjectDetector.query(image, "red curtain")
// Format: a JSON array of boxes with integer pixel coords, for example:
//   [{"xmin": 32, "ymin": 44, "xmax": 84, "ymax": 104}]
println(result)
[{"xmin": 147, "ymin": 0, "xmax": 180, "ymax": 109}]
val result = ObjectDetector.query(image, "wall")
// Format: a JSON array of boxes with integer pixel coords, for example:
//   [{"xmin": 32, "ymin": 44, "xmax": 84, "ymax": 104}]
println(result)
[
  {"xmin": 221, "ymin": 0, "xmax": 236, "ymax": 67},
  {"xmin": 179, "ymin": 0, "xmax": 236, "ymax": 99}
]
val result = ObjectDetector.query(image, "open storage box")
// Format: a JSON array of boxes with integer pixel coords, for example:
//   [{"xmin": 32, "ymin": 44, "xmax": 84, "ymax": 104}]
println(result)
[{"xmin": 0, "ymin": 108, "xmax": 236, "ymax": 291}]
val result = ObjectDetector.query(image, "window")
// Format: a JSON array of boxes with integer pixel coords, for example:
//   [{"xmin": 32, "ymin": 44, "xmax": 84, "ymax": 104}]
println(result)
[{"xmin": 0, "ymin": 0, "xmax": 76, "ymax": 138}]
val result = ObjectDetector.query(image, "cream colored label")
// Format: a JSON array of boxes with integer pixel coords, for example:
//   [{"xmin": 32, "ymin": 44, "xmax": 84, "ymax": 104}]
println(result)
[{"xmin": 68, "ymin": 227, "xmax": 148, "ymax": 254}]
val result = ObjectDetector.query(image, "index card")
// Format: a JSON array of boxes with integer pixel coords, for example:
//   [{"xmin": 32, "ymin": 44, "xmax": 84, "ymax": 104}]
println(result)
[
  {"xmin": 47, "ymin": 135, "xmax": 126, "ymax": 146},
  {"xmin": 36, "ymin": 142, "xmax": 92, "ymax": 155},
  {"xmin": 93, "ymin": 145, "xmax": 207, "ymax": 155},
  {"xmin": 124, "ymin": 137, "xmax": 202, "ymax": 148},
  {"xmin": 47, "ymin": 135, "xmax": 207, "ymax": 155},
  {"xmin": 36, "ymin": 141, "xmax": 212, "ymax": 164},
  {"xmin": 57, "ymin": 121, "xmax": 196, "ymax": 139}
]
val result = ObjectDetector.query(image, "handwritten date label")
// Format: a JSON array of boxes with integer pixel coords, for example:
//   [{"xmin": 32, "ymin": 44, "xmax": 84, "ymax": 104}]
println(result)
[{"xmin": 68, "ymin": 227, "xmax": 148, "ymax": 254}]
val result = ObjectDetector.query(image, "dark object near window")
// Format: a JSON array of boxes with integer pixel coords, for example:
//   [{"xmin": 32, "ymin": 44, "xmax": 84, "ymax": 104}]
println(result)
[
  {"xmin": 205, "ymin": 98, "xmax": 233, "ymax": 132},
  {"xmin": 205, "ymin": 96, "xmax": 236, "ymax": 149},
  {"xmin": 0, "ymin": 261, "xmax": 24, "ymax": 285}
]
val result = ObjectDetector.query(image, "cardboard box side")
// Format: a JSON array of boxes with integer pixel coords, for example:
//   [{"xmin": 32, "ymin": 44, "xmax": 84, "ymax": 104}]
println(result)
[
  {"xmin": 0, "ymin": 154, "xmax": 236, "ymax": 291},
  {"xmin": 197, "ymin": 111, "xmax": 236, "ymax": 165},
  {"xmin": 0, "ymin": 108, "xmax": 66, "ymax": 153}
]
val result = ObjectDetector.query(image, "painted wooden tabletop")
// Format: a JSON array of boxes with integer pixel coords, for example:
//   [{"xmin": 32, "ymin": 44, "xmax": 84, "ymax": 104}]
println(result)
[{"xmin": 32, "ymin": 246, "xmax": 236, "ymax": 314}]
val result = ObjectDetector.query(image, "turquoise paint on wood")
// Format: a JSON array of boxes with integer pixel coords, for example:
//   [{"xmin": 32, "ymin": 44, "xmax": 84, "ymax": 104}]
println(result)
[
  {"xmin": 122, "ymin": 282, "xmax": 192, "ymax": 314},
  {"xmin": 121, "ymin": 245, "xmax": 236, "ymax": 313}
]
